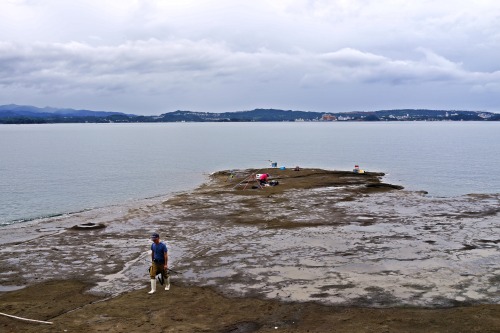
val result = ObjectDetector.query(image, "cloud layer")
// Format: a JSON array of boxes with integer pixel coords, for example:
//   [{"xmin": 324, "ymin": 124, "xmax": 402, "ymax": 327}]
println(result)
[{"xmin": 1, "ymin": 0, "xmax": 499, "ymax": 114}]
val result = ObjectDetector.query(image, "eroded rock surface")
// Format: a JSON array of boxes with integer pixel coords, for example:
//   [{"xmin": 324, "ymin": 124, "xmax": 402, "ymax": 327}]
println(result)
[{"xmin": 1, "ymin": 168, "xmax": 498, "ymax": 308}]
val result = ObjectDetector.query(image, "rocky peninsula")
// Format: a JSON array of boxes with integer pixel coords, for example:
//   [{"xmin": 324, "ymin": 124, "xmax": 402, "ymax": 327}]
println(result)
[{"xmin": 1, "ymin": 168, "xmax": 499, "ymax": 332}]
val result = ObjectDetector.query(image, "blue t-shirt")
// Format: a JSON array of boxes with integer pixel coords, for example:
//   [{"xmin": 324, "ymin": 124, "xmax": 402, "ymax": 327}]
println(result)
[{"xmin": 151, "ymin": 242, "xmax": 168, "ymax": 263}]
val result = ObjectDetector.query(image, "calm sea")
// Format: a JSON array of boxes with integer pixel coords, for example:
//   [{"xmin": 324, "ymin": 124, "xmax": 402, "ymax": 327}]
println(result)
[{"xmin": 1, "ymin": 122, "xmax": 499, "ymax": 226}]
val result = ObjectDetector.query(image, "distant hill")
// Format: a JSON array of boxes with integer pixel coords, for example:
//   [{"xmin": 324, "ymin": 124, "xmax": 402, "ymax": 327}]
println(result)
[
  {"xmin": 0, "ymin": 104, "xmax": 132, "ymax": 123},
  {"xmin": 156, "ymin": 108, "xmax": 497, "ymax": 122},
  {"xmin": 0, "ymin": 104, "xmax": 498, "ymax": 123},
  {"xmin": 156, "ymin": 109, "xmax": 322, "ymax": 122}
]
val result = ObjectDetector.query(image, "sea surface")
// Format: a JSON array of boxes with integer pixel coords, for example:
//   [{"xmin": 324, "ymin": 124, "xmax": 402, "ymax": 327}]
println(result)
[{"xmin": 1, "ymin": 121, "xmax": 499, "ymax": 226}]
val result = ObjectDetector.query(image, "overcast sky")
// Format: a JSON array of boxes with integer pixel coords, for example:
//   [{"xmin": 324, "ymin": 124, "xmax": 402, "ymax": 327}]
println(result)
[{"xmin": 1, "ymin": 0, "xmax": 499, "ymax": 115}]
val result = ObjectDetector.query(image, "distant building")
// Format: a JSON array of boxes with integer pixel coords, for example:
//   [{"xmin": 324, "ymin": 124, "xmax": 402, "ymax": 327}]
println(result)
[
  {"xmin": 321, "ymin": 114, "xmax": 336, "ymax": 121},
  {"xmin": 337, "ymin": 116, "xmax": 352, "ymax": 121}
]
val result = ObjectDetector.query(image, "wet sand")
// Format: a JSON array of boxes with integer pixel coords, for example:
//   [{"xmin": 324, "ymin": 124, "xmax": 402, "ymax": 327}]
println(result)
[{"xmin": 1, "ymin": 168, "xmax": 499, "ymax": 332}]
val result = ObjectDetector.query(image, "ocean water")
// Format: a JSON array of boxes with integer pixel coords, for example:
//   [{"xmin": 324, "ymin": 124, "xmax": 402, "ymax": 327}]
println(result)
[{"xmin": 1, "ymin": 121, "xmax": 499, "ymax": 226}]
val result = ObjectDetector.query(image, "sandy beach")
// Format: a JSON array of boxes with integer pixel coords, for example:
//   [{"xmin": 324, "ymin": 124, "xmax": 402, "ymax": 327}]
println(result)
[{"xmin": 1, "ymin": 168, "xmax": 499, "ymax": 332}]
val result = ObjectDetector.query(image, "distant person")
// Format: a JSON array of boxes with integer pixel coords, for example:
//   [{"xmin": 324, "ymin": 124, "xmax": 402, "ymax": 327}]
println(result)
[
  {"xmin": 148, "ymin": 232, "xmax": 169, "ymax": 294},
  {"xmin": 259, "ymin": 173, "xmax": 269, "ymax": 185}
]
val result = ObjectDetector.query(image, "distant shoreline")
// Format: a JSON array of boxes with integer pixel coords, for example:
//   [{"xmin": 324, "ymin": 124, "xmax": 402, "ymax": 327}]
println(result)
[{"xmin": 2, "ymin": 104, "xmax": 499, "ymax": 123}]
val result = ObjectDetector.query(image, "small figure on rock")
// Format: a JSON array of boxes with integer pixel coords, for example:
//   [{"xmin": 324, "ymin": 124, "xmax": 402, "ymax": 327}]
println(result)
[{"xmin": 259, "ymin": 173, "xmax": 270, "ymax": 185}]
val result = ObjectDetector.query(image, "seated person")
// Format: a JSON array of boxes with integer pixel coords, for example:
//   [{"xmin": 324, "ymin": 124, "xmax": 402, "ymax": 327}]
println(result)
[{"xmin": 259, "ymin": 173, "xmax": 270, "ymax": 185}]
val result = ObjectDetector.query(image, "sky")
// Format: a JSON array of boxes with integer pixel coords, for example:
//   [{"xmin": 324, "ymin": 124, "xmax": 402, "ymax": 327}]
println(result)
[{"xmin": 1, "ymin": 0, "xmax": 499, "ymax": 115}]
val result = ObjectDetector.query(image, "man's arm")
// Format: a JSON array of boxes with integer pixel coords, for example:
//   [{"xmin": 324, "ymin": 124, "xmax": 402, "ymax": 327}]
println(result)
[{"xmin": 164, "ymin": 251, "xmax": 168, "ymax": 269}]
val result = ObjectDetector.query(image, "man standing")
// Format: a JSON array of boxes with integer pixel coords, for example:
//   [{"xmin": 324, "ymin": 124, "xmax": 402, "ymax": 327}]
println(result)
[{"xmin": 148, "ymin": 232, "xmax": 169, "ymax": 294}]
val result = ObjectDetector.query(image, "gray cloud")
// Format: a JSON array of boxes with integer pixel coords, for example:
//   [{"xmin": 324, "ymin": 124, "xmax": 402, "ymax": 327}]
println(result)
[{"xmin": 0, "ymin": 1, "xmax": 499, "ymax": 113}]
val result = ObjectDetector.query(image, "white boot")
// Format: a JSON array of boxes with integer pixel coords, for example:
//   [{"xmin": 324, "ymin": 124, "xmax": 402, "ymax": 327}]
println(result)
[
  {"xmin": 165, "ymin": 276, "xmax": 171, "ymax": 291},
  {"xmin": 148, "ymin": 279, "xmax": 156, "ymax": 294}
]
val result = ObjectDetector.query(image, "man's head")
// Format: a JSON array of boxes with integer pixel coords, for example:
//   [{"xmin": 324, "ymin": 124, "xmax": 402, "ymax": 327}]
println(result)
[{"xmin": 151, "ymin": 232, "xmax": 160, "ymax": 243}]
